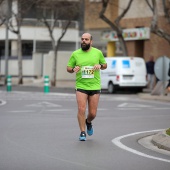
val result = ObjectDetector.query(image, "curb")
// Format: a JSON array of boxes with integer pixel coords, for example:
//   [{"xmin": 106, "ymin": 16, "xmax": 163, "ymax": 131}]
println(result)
[
  {"xmin": 151, "ymin": 130, "xmax": 170, "ymax": 151},
  {"xmin": 138, "ymin": 93, "xmax": 170, "ymax": 102}
]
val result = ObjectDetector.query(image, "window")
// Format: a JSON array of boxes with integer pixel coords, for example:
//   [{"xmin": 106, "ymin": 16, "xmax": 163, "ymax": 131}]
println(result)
[{"xmin": 22, "ymin": 41, "xmax": 33, "ymax": 58}]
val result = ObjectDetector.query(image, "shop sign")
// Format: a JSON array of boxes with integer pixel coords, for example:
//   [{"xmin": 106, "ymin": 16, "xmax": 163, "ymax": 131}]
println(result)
[{"xmin": 102, "ymin": 27, "xmax": 150, "ymax": 41}]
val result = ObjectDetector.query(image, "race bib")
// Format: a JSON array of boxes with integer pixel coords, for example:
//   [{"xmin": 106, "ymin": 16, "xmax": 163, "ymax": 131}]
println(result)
[{"xmin": 81, "ymin": 66, "xmax": 94, "ymax": 78}]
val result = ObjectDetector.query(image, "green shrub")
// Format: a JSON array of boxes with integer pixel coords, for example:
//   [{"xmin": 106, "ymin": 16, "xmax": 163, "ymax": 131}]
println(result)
[{"xmin": 166, "ymin": 128, "xmax": 170, "ymax": 136}]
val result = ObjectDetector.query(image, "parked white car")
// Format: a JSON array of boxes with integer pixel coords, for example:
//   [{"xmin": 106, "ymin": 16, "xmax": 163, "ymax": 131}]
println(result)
[{"xmin": 101, "ymin": 57, "xmax": 147, "ymax": 93}]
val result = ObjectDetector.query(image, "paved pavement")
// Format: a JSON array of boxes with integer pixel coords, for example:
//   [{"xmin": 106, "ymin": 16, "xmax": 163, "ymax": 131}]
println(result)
[
  {"xmin": 138, "ymin": 90, "xmax": 170, "ymax": 152},
  {"xmin": 0, "ymin": 79, "xmax": 170, "ymax": 153}
]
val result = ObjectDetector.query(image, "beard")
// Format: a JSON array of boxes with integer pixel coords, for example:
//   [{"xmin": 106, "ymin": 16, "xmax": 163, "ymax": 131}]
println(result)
[{"xmin": 81, "ymin": 43, "xmax": 91, "ymax": 51}]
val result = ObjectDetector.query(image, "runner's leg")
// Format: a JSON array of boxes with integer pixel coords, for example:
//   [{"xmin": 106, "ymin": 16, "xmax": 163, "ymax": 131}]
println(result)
[
  {"xmin": 87, "ymin": 93, "xmax": 100, "ymax": 123},
  {"xmin": 76, "ymin": 91, "xmax": 88, "ymax": 132}
]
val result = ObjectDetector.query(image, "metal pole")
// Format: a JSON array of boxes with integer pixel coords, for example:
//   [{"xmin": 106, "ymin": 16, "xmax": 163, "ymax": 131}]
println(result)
[
  {"xmin": 4, "ymin": 23, "xmax": 9, "ymax": 84},
  {"xmin": 4, "ymin": 0, "xmax": 10, "ymax": 84},
  {"xmin": 162, "ymin": 56, "xmax": 166, "ymax": 95}
]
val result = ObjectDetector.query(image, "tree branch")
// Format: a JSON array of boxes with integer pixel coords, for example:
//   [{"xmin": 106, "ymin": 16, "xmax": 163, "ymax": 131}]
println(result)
[
  {"xmin": 150, "ymin": 0, "xmax": 170, "ymax": 44},
  {"xmin": 162, "ymin": 0, "xmax": 170, "ymax": 23},
  {"xmin": 145, "ymin": 0, "xmax": 153, "ymax": 11},
  {"xmin": 99, "ymin": 0, "xmax": 134, "ymax": 55},
  {"xmin": 115, "ymin": 0, "xmax": 133, "ymax": 26},
  {"xmin": 57, "ymin": 20, "xmax": 71, "ymax": 47}
]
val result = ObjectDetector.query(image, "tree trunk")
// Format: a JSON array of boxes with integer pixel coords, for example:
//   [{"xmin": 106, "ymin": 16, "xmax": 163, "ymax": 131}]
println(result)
[
  {"xmin": 99, "ymin": 13, "xmax": 128, "ymax": 56},
  {"xmin": 99, "ymin": 0, "xmax": 132, "ymax": 56},
  {"xmin": 51, "ymin": 48, "xmax": 58, "ymax": 87},
  {"xmin": 150, "ymin": 0, "xmax": 170, "ymax": 44},
  {"xmin": 18, "ymin": 32, "xmax": 23, "ymax": 84},
  {"xmin": 50, "ymin": 21, "xmax": 71, "ymax": 87}
]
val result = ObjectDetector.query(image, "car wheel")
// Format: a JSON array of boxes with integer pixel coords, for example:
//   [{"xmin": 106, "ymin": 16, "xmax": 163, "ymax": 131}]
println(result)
[{"xmin": 108, "ymin": 82, "xmax": 115, "ymax": 93}]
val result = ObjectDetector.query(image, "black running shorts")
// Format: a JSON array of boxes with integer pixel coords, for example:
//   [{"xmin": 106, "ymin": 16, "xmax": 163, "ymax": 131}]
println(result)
[{"xmin": 76, "ymin": 89, "xmax": 101, "ymax": 96}]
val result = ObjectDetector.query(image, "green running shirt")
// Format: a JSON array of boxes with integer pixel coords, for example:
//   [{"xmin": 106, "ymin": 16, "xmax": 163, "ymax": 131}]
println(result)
[{"xmin": 67, "ymin": 47, "xmax": 106, "ymax": 90}]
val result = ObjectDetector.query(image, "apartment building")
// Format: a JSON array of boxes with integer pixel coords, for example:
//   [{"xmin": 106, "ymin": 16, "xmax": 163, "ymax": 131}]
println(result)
[
  {"xmin": 84, "ymin": 0, "xmax": 170, "ymax": 61},
  {"xmin": 0, "ymin": 0, "xmax": 79, "ymax": 81}
]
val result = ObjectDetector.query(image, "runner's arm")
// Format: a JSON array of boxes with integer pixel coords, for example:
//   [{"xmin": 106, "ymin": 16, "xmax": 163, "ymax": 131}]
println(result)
[
  {"xmin": 67, "ymin": 66, "xmax": 74, "ymax": 73},
  {"xmin": 67, "ymin": 66, "xmax": 80, "ymax": 73},
  {"xmin": 100, "ymin": 63, "xmax": 107, "ymax": 70}
]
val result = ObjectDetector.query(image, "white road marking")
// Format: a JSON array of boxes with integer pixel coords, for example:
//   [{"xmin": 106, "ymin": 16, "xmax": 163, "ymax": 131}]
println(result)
[
  {"xmin": 112, "ymin": 129, "xmax": 170, "ymax": 163},
  {"xmin": 8, "ymin": 110, "xmax": 35, "ymax": 113},
  {"xmin": 26, "ymin": 102, "xmax": 62, "ymax": 107},
  {"xmin": 118, "ymin": 108, "xmax": 140, "ymax": 110},
  {"xmin": 46, "ymin": 109, "xmax": 71, "ymax": 112},
  {"xmin": 118, "ymin": 103, "xmax": 128, "ymax": 107},
  {"xmin": 118, "ymin": 103, "xmax": 153, "ymax": 108},
  {"xmin": 8, "ymin": 109, "xmax": 72, "ymax": 113},
  {"xmin": 0, "ymin": 99, "xmax": 6, "ymax": 106}
]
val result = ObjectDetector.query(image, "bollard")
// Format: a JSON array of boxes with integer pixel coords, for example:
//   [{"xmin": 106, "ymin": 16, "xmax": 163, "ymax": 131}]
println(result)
[
  {"xmin": 7, "ymin": 75, "xmax": 12, "ymax": 92},
  {"xmin": 44, "ymin": 75, "xmax": 50, "ymax": 93}
]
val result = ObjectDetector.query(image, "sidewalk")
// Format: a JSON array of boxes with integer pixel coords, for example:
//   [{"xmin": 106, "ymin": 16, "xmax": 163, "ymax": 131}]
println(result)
[
  {"xmin": 138, "ymin": 92, "xmax": 170, "ymax": 102},
  {"xmin": 138, "ymin": 89, "xmax": 170, "ymax": 152},
  {"xmin": 152, "ymin": 130, "xmax": 170, "ymax": 152},
  {"xmin": 138, "ymin": 88, "xmax": 170, "ymax": 152}
]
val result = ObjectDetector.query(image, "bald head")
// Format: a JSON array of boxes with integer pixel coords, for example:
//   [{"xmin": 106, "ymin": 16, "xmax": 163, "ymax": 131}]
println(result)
[
  {"xmin": 82, "ymin": 33, "xmax": 93, "ymax": 40},
  {"xmin": 81, "ymin": 33, "xmax": 93, "ymax": 51}
]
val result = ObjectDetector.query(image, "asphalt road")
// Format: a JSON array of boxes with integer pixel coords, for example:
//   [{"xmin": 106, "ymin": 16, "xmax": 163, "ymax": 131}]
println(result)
[{"xmin": 0, "ymin": 87, "xmax": 170, "ymax": 170}]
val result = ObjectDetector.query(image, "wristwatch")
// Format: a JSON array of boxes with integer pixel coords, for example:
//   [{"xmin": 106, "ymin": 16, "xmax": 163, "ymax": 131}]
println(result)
[{"xmin": 100, "ymin": 64, "xmax": 103, "ymax": 69}]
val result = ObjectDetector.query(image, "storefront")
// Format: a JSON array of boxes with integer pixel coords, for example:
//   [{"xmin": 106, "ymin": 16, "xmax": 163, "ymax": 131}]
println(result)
[{"xmin": 101, "ymin": 27, "xmax": 150, "ymax": 58}]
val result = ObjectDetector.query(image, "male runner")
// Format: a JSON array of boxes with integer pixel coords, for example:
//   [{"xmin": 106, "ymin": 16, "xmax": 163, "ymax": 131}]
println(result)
[{"xmin": 67, "ymin": 33, "xmax": 107, "ymax": 141}]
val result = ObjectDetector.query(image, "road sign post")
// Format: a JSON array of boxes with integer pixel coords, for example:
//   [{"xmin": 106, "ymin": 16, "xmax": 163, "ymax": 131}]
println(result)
[{"xmin": 153, "ymin": 56, "xmax": 170, "ymax": 95}]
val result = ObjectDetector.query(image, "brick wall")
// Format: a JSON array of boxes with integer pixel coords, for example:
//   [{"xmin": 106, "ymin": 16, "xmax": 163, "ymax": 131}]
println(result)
[
  {"xmin": 121, "ymin": 16, "xmax": 170, "ymax": 61},
  {"xmin": 84, "ymin": 0, "xmax": 118, "ymax": 29}
]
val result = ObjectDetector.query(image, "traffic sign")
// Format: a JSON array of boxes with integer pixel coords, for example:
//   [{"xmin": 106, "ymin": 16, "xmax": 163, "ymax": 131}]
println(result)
[{"xmin": 154, "ymin": 56, "xmax": 170, "ymax": 81}]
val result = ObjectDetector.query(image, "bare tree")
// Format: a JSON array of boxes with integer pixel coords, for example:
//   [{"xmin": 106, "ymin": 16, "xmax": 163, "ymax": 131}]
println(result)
[
  {"xmin": 0, "ymin": 0, "xmax": 6, "ymax": 26},
  {"xmin": 162, "ymin": 0, "xmax": 170, "ymax": 23},
  {"xmin": 36, "ymin": 0, "xmax": 79, "ymax": 86},
  {"xmin": 146, "ymin": 0, "xmax": 170, "ymax": 44},
  {"xmin": 8, "ymin": 0, "xmax": 23, "ymax": 84},
  {"xmin": 6, "ymin": 0, "xmax": 36, "ymax": 84},
  {"xmin": 99, "ymin": 0, "xmax": 134, "ymax": 56}
]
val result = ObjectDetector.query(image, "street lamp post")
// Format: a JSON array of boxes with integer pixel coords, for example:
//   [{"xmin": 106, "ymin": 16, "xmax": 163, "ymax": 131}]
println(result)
[
  {"xmin": 4, "ymin": 21, "xmax": 9, "ymax": 84},
  {"xmin": 4, "ymin": 0, "xmax": 11, "ymax": 84}
]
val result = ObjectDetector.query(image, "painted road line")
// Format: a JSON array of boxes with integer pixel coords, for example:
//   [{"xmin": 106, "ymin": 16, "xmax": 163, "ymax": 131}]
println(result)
[
  {"xmin": 0, "ymin": 100, "xmax": 6, "ymax": 106},
  {"xmin": 8, "ymin": 110, "xmax": 35, "ymax": 113},
  {"xmin": 26, "ymin": 102, "xmax": 62, "ymax": 107},
  {"xmin": 117, "ymin": 108, "xmax": 141, "ymax": 110},
  {"xmin": 118, "ymin": 103, "xmax": 153, "ymax": 108},
  {"xmin": 112, "ymin": 129, "xmax": 170, "ymax": 163},
  {"xmin": 46, "ymin": 109, "xmax": 71, "ymax": 112}
]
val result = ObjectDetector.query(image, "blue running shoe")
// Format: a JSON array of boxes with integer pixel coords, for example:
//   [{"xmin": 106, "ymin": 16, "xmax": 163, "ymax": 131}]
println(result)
[
  {"xmin": 86, "ymin": 119, "xmax": 93, "ymax": 136},
  {"xmin": 79, "ymin": 131, "xmax": 86, "ymax": 141}
]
